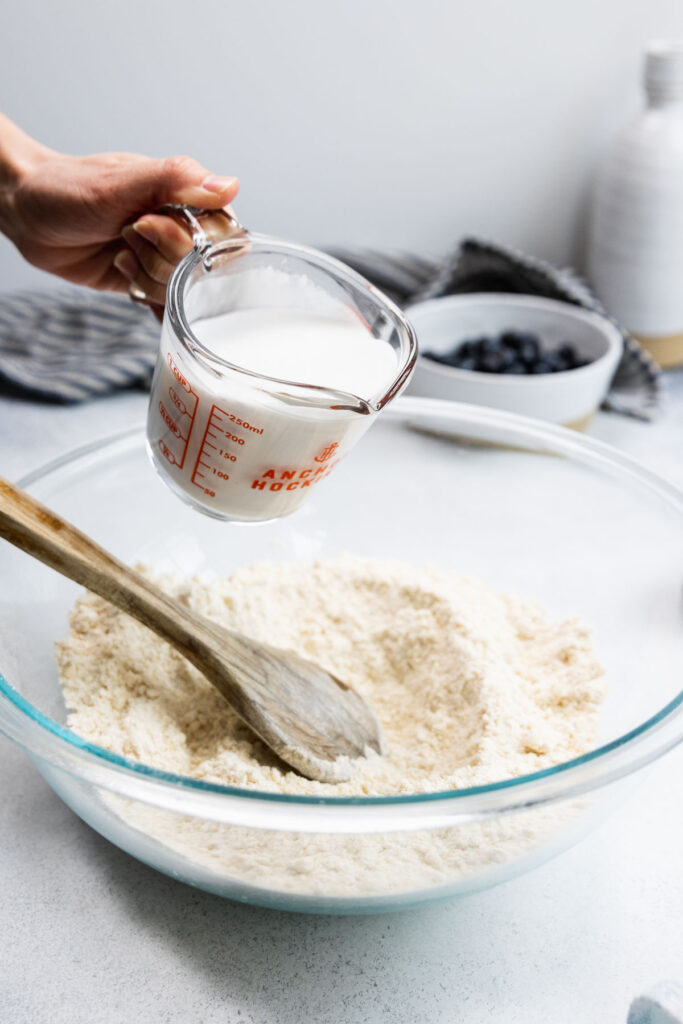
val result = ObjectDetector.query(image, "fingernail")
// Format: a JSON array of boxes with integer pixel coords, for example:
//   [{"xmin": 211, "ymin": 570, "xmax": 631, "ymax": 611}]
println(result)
[
  {"xmin": 133, "ymin": 219, "xmax": 159, "ymax": 245},
  {"xmin": 114, "ymin": 250, "xmax": 138, "ymax": 282},
  {"xmin": 201, "ymin": 174, "xmax": 238, "ymax": 195}
]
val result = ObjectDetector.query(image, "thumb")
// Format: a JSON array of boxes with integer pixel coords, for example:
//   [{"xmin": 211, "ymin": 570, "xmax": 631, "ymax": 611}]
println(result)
[{"xmin": 122, "ymin": 154, "xmax": 239, "ymax": 214}]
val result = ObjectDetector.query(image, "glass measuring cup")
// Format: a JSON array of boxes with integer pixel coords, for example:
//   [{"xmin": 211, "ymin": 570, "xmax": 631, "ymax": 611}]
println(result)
[{"xmin": 146, "ymin": 206, "xmax": 418, "ymax": 522}]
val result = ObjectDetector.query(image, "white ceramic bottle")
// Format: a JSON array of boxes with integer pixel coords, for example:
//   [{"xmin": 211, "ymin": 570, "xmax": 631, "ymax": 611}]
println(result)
[{"xmin": 588, "ymin": 41, "xmax": 683, "ymax": 367}]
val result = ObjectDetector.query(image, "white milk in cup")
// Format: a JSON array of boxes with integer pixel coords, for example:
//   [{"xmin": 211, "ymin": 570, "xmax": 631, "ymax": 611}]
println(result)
[{"xmin": 146, "ymin": 208, "xmax": 417, "ymax": 522}]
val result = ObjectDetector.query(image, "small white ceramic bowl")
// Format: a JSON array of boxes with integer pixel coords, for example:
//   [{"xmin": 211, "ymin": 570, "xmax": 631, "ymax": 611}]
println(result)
[{"xmin": 406, "ymin": 293, "xmax": 623, "ymax": 428}]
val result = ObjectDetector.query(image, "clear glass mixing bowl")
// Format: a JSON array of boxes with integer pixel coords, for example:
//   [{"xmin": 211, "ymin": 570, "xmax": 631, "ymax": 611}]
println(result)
[{"xmin": 0, "ymin": 398, "xmax": 681, "ymax": 914}]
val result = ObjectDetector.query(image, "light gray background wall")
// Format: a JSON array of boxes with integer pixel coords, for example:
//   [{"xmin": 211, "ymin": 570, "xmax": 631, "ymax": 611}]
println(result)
[{"xmin": 1, "ymin": 0, "xmax": 682, "ymax": 293}]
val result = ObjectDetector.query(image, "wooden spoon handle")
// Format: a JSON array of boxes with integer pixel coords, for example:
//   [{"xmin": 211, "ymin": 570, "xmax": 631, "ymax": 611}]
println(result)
[
  {"xmin": 0, "ymin": 475, "xmax": 385, "ymax": 782},
  {"xmin": 0, "ymin": 474, "xmax": 213, "ymax": 662}
]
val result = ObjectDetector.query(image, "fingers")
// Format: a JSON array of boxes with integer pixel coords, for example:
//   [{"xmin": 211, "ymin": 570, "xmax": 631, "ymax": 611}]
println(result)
[
  {"xmin": 128, "ymin": 283, "xmax": 164, "ymax": 322},
  {"xmin": 131, "ymin": 213, "xmax": 194, "ymax": 263},
  {"xmin": 120, "ymin": 153, "xmax": 239, "ymax": 214},
  {"xmin": 121, "ymin": 216, "xmax": 193, "ymax": 291},
  {"xmin": 116, "ymin": 207, "xmax": 242, "ymax": 310},
  {"xmin": 113, "ymin": 248, "xmax": 168, "ymax": 306},
  {"xmin": 156, "ymin": 154, "xmax": 240, "ymax": 209}
]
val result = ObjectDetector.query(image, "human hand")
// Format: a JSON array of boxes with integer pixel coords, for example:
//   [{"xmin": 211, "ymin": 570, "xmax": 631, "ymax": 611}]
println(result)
[{"xmin": 0, "ymin": 116, "xmax": 239, "ymax": 317}]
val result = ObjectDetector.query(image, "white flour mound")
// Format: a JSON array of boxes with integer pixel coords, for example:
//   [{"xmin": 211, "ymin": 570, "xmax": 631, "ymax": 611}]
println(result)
[{"xmin": 56, "ymin": 556, "xmax": 606, "ymax": 897}]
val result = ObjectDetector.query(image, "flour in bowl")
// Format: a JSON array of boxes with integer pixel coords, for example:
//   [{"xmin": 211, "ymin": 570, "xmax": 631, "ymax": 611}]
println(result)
[
  {"xmin": 58, "ymin": 556, "xmax": 605, "ymax": 795},
  {"xmin": 56, "ymin": 556, "xmax": 606, "ymax": 897}
]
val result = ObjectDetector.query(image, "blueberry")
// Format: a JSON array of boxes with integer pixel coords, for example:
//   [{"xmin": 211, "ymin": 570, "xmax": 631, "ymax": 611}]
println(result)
[
  {"xmin": 458, "ymin": 356, "xmax": 479, "ymax": 371},
  {"xmin": 553, "ymin": 350, "xmax": 574, "ymax": 372},
  {"xmin": 479, "ymin": 351, "xmax": 509, "ymax": 373},
  {"xmin": 498, "ymin": 347, "xmax": 517, "ymax": 370},
  {"xmin": 547, "ymin": 351, "xmax": 569, "ymax": 372},
  {"xmin": 516, "ymin": 338, "xmax": 540, "ymax": 365},
  {"xmin": 425, "ymin": 331, "xmax": 588, "ymax": 376},
  {"xmin": 479, "ymin": 336, "xmax": 499, "ymax": 355},
  {"xmin": 447, "ymin": 351, "xmax": 463, "ymax": 366},
  {"xmin": 564, "ymin": 343, "xmax": 593, "ymax": 369},
  {"xmin": 555, "ymin": 344, "xmax": 577, "ymax": 370},
  {"xmin": 501, "ymin": 331, "xmax": 525, "ymax": 350},
  {"xmin": 423, "ymin": 351, "xmax": 450, "ymax": 365}
]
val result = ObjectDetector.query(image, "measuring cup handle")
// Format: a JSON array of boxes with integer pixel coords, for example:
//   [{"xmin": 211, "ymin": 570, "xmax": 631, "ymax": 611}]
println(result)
[{"xmin": 158, "ymin": 204, "xmax": 247, "ymax": 267}]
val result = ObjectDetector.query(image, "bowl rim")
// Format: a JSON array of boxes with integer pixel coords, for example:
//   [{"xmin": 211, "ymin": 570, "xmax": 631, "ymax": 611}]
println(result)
[
  {"xmin": 0, "ymin": 398, "xmax": 681, "ymax": 830},
  {"xmin": 407, "ymin": 292, "xmax": 623, "ymax": 385}
]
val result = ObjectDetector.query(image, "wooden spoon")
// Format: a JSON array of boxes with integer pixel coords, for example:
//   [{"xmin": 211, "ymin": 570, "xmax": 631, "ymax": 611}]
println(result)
[{"xmin": 0, "ymin": 476, "xmax": 383, "ymax": 783}]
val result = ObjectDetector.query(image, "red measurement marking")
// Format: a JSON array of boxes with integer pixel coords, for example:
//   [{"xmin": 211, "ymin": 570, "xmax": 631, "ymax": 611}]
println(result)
[
  {"xmin": 158, "ymin": 439, "xmax": 178, "ymax": 466},
  {"xmin": 210, "ymin": 408, "xmax": 264, "ymax": 435},
  {"xmin": 169, "ymin": 386, "xmax": 188, "ymax": 417},
  {"xmin": 191, "ymin": 403, "xmax": 254, "ymax": 494},
  {"xmin": 168, "ymin": 353, "xmax": 192, "ymax": 393},
  {"xmin": 159, "ymin": 400, "xmax": 185, "ymax": 441},
  {"xmin": 158, "ymin": 353, "xmax": 199, "ymax": 470}
]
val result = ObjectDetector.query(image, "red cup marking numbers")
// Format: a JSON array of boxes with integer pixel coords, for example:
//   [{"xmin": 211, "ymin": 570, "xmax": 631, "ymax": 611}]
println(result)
[
  {"xmin": 191, "ymin": 403, "xmax": 265, "ymax": 498},
  {"xmin": 157, "ymin": 353, "xmax": 199, "ymax": 470}
]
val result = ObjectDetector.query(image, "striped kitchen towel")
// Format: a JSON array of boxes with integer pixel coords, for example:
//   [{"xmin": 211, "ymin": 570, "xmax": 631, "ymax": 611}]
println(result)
[
  {"xmin": 0, "ymin": 238, "xmax": 661, "ymax": 419},
  {"xmin": 0, "ymin": 287, "xmax": 159, "ymax": 403}
]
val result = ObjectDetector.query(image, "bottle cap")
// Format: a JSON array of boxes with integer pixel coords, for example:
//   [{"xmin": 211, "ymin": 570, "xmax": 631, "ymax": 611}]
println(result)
[{"xmin": 645, "ymin": 41, "xmax": 683, "ymax": 103}]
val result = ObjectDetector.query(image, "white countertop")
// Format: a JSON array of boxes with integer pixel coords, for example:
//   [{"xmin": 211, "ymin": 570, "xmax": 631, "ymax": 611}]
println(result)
[{"xmin": 1, "ymin": 379, "xmax": 682, "ymax": 1024}]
